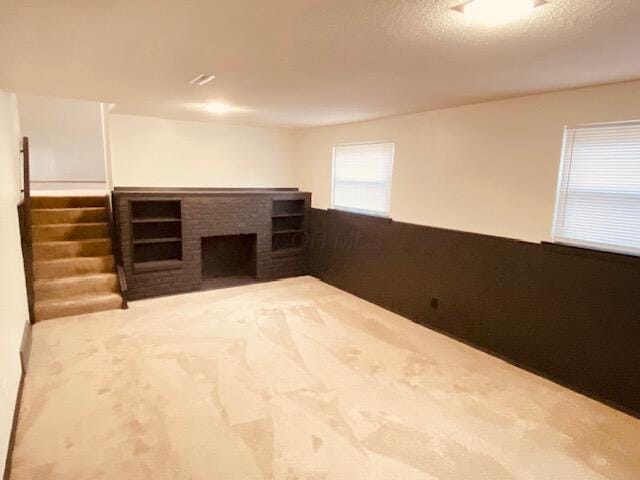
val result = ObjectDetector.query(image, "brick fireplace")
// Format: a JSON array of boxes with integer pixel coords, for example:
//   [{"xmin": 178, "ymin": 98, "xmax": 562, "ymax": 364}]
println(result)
[{"xmin": 114, "ymin": 188, "xmax": 311, "ymax": 300}]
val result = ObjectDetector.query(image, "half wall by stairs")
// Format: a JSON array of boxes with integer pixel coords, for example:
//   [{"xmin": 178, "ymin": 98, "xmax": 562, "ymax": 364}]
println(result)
[{"xmin": 31, "ymin": 196, "xmax": 123, "ymax": 321}]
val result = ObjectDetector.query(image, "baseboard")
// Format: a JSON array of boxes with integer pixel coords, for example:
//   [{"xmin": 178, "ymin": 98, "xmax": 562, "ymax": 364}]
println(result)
[
  {"xmin": 3, "ymin": 322, "xmax": 31, "ymax": 480},
  {"xmin": 2, "ymin": 371, "xmax": 25, "ymax": 480},
  {"xmin": 19, "ymin": 322, "xmax": 31, "ymax": 373}
]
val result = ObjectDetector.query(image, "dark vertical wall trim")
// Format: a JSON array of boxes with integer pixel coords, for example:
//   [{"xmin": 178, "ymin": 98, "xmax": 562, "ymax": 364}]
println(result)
[{"xmin": 310, "ymin": 208, "xmax": 640, "ymax": 418}]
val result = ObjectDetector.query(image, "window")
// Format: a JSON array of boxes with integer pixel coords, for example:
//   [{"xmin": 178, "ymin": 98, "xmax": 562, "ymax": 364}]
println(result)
[
  {"xmin": 332, "ymin": 142, "xmax": 394, "ymax": 217},
  {"xmin": 553, "ymin": 121, "xmax": 640, "ymax": 256}
]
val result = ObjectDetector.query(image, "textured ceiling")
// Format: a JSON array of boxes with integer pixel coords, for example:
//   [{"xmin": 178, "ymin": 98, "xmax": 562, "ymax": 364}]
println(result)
[{"xmin": 1, "ymin": 0, "xmax": 639, "ymax": 128}]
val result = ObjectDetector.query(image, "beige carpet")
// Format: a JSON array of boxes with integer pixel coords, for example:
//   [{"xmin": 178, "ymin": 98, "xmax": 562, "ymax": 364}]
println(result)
[{"xmin": 9, "ymin": 276, "xmax": 640, "ymax": 479}]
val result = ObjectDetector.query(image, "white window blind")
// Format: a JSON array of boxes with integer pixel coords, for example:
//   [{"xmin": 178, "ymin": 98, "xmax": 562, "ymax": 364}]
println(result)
[
  {"xmin": 553, "ymin": 121, "xmax": 640, "ymax": 256},
  {"xmin": 332, "ymin": 142, "xmax": 394, "ymax": 216}
]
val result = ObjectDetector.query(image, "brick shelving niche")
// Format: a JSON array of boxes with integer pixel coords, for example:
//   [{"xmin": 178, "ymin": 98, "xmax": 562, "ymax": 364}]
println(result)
[
  {"xmin": 271, "ymin": 199, "xmax": 305, "ymax": 255},
  {"xmin": 130, "ymin": 200, "xmax": 183, "ymax": 272}
]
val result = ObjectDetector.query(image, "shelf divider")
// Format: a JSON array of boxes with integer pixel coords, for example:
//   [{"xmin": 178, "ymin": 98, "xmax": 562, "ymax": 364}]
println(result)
[
  {"xmin": 133, "ymin": 237, "xmax": 182, "ymax": 245},
  {"xmin": 132, "ymin": 217, "xmax": 181, "ymax": 224}
]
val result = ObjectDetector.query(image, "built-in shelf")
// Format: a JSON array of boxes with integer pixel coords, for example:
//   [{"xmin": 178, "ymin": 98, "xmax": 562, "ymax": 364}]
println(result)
[
  {"xmin": 272, "ymin": 229, "xmax": 304, "ymax": 234},
  {"xmin": 134, "ymin": 259, "xmax": 183, "ymax": 273},
  {"xmin": 133, "ymin": 237, "xmax": 182, "ymax": 245},
  {"xmin": 271, "ymin": 199, "xmax": 306, "ymax": 255},
  {"xmin": 272, "ymin": 199, "xmax": 304, "ymax": 215},
  {"xmin": 271, "ymin": 213, "xmax": 305, "ymax": 218},
  {"xmin": 132, "ymin": 217, "xmax": 181, "ymax": 224},
  {"xmin": 131, "ymin": 200, "xmax": 181, "ymax": 219},
  {"xmin": 271, "ymin": 246, "xmax": 305, "ymax": 258},
  {"xmin": 131, "ymin": 199, "xmax": 183, "ymax": 271}
]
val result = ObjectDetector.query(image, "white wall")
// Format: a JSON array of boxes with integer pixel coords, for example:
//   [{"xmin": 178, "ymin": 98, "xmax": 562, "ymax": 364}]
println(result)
[
  {"xmin": 296, "ymin": 81, "xmax": 640, "ymax": 243},
  {"xmin": 0, "ymin": 91, "xmax": 29, "ymax": 473},
  {"xmin": 17, "ymin": 94, "xmax": 106, "ymax": 184},
  {"xmin": 109, "ymin": 114, "xmax": 297, "ymax": 188}
]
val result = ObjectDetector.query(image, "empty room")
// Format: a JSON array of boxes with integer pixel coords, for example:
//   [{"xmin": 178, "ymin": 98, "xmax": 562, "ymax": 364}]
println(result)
[{"xmin": 1, "ymin": 0, "xmax": 639, "ymax": 478}]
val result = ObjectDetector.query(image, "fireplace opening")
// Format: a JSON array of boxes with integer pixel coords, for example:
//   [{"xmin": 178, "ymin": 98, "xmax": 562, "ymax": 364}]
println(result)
[{"xmin": 201, "ymin": 234, "xmax": 257, "ymax": 290}]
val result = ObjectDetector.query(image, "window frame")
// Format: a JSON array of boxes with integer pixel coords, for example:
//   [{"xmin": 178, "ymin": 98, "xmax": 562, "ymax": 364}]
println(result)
[
  {"xmin": 331, "ymin": 140, "xmax": 395, "ymax": 218},
  {"xmin": 551, "ymin": 121, "xmax": 640, "ymax": 257}
]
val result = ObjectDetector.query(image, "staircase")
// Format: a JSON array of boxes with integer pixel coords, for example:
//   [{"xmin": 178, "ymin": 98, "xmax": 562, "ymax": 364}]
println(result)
[{"xmin": 31, "ymin": 196, "xmax": 123, "ymax": 321}]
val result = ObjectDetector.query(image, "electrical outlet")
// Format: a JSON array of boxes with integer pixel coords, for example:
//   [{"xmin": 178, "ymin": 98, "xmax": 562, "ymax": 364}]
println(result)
[{"xmin": 430, "ymin": 297, "xmax": 439, "ymax": 310}]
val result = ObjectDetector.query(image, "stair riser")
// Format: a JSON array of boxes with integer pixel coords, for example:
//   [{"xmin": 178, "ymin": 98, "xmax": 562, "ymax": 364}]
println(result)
[
  {"xmin": 32, "ymin": 223, "xmax": 110, "ymax": 241},
  {"xmin": 33, "ymin": 240, "xmax": 112, "ymax": 261},
  {"xmin": 34, "ymin": 256, "xmax": 115, "ymax": 280},
  {"xmin": 32, "ymin": 208, "xmax": 108, "ymax": 225},
  {"xmin": 35, "ymin": 276, "xmax": 118, "ymax": 302},
  {"xmin": 35, "ymin": 296, "xmax": 123, "ymax": 322},
  {"xmin": 31, "ymin": 196, "xmax": 107, "ymax": 209}
]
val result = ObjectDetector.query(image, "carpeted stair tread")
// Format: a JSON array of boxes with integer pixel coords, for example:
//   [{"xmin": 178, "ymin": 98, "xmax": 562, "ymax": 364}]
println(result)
[
  {"xmin": 29, "ymin": 194, "xmax": 122, "ymax": 321},
  {"xmin": 34, "ymin": 273, "xmax": 119, "ymax": 301},
  {"xmin": 33, "ymin": 238, "xmax": 112, "ymax": 261},
  {"xmin": 34, "ymin": 292, "xmax": 123, "ymax": 322},
  {"xmin": 31, "ymin": 195, "xmax": 107, "ymax": 209},
  {"xmin": 32, "ymin": 222, "xmax": 110, "ymax": 241},
  {"xmin": 33, "ymin": 255, "xmax": 115, "ymax": 279},
  {"xmin": 32, "ymin": 207, "xmax": 108, "ymax": 225}
]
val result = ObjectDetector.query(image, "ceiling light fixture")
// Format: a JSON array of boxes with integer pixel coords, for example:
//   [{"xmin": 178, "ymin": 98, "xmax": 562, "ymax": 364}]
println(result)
[
  {"xmin": 200, "ymin": 101, "xmax": 244, "ymax": 114},
  {"xmin": 454, "ymin": 0, "xmax": 547, "ymax": 26},
  {"xmin": 189, "ymin": 73, "xmax": 216, "ymax": 86}
]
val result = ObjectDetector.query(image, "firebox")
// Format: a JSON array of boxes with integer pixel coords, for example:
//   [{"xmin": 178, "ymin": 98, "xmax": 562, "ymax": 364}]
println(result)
[{"xmin": 200, "ymin": 234, "xmax": 257, "ymax": 290}]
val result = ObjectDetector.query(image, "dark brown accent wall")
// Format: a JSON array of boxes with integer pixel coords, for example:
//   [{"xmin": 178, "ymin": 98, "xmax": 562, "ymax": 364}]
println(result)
[{"xmin": 309, "ymin": 208, "xmax": 640, "ymax": 418}]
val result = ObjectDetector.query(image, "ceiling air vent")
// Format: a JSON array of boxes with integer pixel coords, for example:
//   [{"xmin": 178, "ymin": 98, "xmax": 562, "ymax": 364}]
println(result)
[{"xmin": 189, "ymin": 74, "xmax": 216, "ymax": 86}]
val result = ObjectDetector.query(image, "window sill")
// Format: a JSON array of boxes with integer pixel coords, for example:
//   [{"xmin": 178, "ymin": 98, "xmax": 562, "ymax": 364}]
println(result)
[
  {"xmin": 328, "ymin": 208, "xmax": 392, "ymax": 223},
  {"xmin": 541, "ymin": 241, "xmax": 640, "ymax": 266}
]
